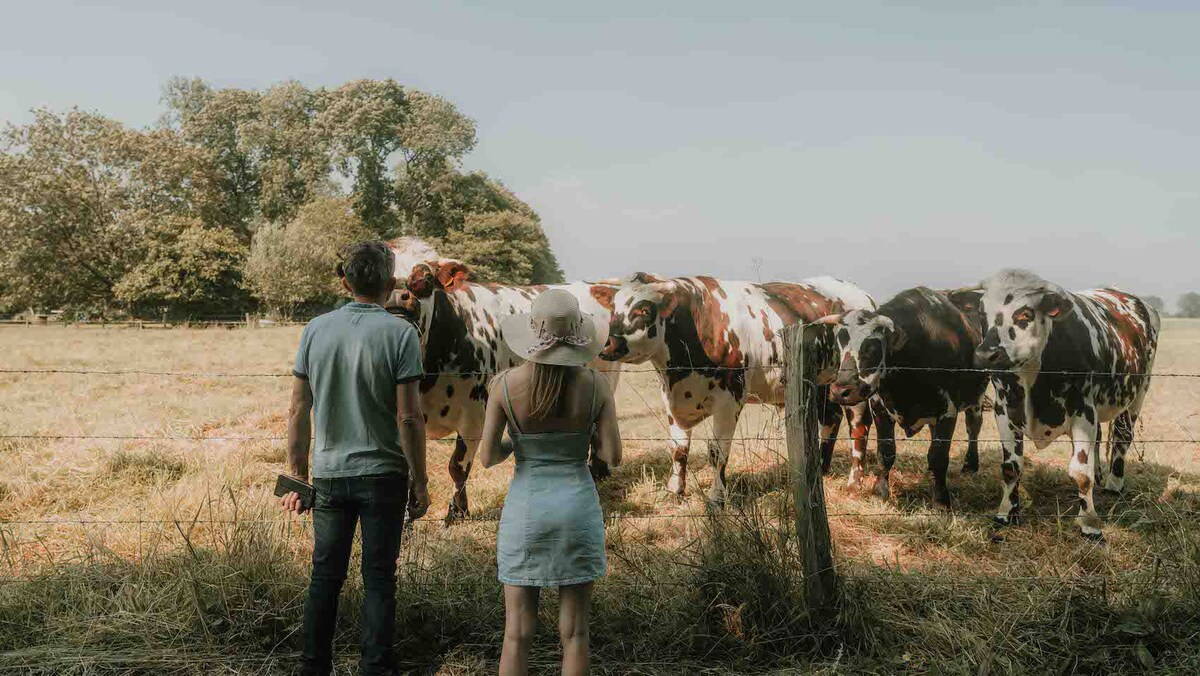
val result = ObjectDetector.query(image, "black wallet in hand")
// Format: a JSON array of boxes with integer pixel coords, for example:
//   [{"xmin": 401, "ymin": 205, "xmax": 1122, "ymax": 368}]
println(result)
[{"xmin": 274, "ymin": 475, "xmax": 316, "ymax": 511}]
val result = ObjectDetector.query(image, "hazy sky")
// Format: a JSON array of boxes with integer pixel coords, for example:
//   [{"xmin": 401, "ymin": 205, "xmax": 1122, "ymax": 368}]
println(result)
[{"xmin": 3, "ymin": 1, "xmax": 1197, "ymax": 306}]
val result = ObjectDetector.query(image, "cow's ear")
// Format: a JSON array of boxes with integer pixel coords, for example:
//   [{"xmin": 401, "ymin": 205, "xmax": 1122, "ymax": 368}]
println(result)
[
  {"xmin": 1038, "ymin": 291, "xmax": 1072, "ymax": 320},
  {"xmin": 889, "ymin": 325, "xmax": 907, "ymax": 351},
  {"xmin": 435, "ymin": 260, "xmax": 471, "ymax": 293},
  {"xmin": 590, "ymin": 285, "xmax": 616, "ymax": 311},
  {"xmin": 946, "ymin": 288, "xmax": 980, "ymax": 313},
  {"xmin": 407, "ymin": 263, "xmax": 436, "ymax": 298}
]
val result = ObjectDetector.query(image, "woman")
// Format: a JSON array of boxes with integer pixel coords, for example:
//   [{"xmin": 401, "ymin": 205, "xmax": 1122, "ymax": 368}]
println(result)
[{"xmin": 477, "ymin": 289, "xmax": 622, "ymax": 676}]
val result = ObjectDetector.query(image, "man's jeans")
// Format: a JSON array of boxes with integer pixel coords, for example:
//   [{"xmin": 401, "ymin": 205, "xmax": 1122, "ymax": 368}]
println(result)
[{"xmin": 302, "ymin": 473, "xmax": 408, "ymax": 676}]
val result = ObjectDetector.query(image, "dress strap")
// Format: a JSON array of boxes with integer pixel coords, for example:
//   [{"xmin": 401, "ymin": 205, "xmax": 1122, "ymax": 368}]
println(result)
[{"xmin": 501, "ymin": 372, "xmax": 523, "ymax": 435}]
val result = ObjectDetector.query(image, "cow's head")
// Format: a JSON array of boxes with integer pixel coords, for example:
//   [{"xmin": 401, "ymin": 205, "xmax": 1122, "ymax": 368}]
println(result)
[
  {"xmin": 944, "ymin": 287, "xmax": 985, "ymax": 338},
  {"xmin": 599, "ymin": 272, "xmax": 676, "ymax": 364},
  {"xmin": 975, "ymin": 269, "xmax": 1074, "ymax": 370},
  {"xmin": 824, "ymin": 310, "xmax": 907, "ymax": 405},
  {"xmin": 384, "ymin": 259, "xmax": 472, "ymax": 339}
]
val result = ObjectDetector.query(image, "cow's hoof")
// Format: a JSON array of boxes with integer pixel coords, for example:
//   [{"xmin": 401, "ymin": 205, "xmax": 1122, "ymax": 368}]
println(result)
[
  {"xmin": 1102, "ymin": 475, "xmax": 1126, "ymax": 494},
  {"xmin": 443, "ymin": 499, "xmax": 470, "ymax": 527},
  {"xmin": 665, "ymin": 475, "xmax": 685, "ymax": 497},
  {"xmin": 1081, "ymin": 530, "xmax": 1106, "ymax": 544},
  {"xmin": 960, "ymin": 463, "xmax": 978, "ymax": 476},
  {"xmin": 705, "ymin": 494, "xmax": 727, "ymax": 514},
  {"xmin": 873, "ymin": 477, "xmax": 890, "ymax": 501},
  {"xmin": 931, "ymin": 488, "xmax": 952, "ymax": 512},
  {"xmin": 991, "ymin": 512, "xmax": 1020, "ymax": 528}
]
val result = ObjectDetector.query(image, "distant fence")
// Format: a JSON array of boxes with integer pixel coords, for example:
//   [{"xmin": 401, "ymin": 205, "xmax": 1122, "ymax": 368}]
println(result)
[{"xmin": 0, "ymin": 314, "xmax": 313, "ymax": 329}]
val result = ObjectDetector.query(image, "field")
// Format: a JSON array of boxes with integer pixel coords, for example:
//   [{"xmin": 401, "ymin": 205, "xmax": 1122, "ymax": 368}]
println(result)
[{"xmin": 1, "ymin": 321, "xmax": 1199, "ymax": 674}]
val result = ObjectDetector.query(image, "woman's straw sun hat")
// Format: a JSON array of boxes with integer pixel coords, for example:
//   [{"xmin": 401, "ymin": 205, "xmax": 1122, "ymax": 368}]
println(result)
[{"xmin": 500, "ymin": 289, "xmax": 607, "ymax": 366}]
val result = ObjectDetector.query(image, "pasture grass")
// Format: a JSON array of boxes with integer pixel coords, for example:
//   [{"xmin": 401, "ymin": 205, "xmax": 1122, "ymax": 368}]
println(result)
[{"xmin": 0, "ymin": 320, "xmax": 1199, "ymax": 673}]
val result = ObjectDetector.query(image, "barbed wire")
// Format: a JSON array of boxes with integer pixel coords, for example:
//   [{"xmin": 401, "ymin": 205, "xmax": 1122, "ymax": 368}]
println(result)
[
  {"xmin": 3, "ymin": 365, "xmax": 1199, "ymax": 378},
  {"xmin": 2, "ymin": 433, "xmax": 1195, "ymax": 445},
  {"xmin": 4, "ymin": 504, "xmax": 1198, "ymax": 527}
]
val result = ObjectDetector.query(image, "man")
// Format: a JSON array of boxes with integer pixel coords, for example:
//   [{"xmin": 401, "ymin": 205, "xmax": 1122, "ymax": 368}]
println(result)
[{"xmin": 280, "ymin": 240, "xmax": 429, "ymax": 676}]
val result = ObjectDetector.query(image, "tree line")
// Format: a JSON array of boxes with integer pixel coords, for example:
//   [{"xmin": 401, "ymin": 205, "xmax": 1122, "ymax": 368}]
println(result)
[
  {"xmin": 0, "ymin": 78, "xmax": 563, "ymax": 318},
  {"xmin": 1143, "ymin": 295, "xmax": 1200, "ymax": 319}
]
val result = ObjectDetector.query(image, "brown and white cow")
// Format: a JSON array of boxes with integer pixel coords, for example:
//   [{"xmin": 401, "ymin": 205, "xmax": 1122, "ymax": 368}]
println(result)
[
  {"xmin": 599, "ymin": 273, "xmax": 879, "ymax": 504},
  {"xmin": 387, "ymin": 259, "xmax": 621, "ymax": 522},
  {"xmin": 974, "ymin": 269, "xmax": 1160, "ymax": 538}
]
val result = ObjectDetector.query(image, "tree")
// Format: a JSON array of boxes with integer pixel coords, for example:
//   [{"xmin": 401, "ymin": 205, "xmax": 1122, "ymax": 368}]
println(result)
[
  {"xmin": 243, "ymin": 196, "xmax": 372, "ymax": 316},
  {"xmin": 318, "ymin": 79, "xmax": 409, "ymax": 236},
  {"xmin": 113, "ymin": 215, "xmax": 247, "ymax": 316},
  {"xmin": 161, "ymin": 78, "xmax": 262, "ymax": 235},
  {"xmin": 1144, "ymin": 295, "xmax": 1165, "ymax": 314},
  {"xmin": 1178, "ymin": 292, "xmax": 1200, "ymax": 319},
  {"xmin": 441, "ymin": 209, "xmax": 564, "ymax": 285}
]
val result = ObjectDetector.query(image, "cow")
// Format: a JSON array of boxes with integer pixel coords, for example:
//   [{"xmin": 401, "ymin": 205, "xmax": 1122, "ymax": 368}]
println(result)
[
  {"xmin": 973, "ymin": 269, "xmax": 1160, "ymax": 539},
  {"xmin": 598, "ymin": 273, "xmax": 879, "ymax": 505},
  {"xmin": 820, "ymin": 287, "xmax": 990, "ymax": 507},
  {"xmin": 386, "ymin": 259, "xmax": 622, "ymax": 522}
]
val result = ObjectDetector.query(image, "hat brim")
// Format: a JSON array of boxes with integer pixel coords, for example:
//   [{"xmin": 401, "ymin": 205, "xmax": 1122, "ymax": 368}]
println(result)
[{"xmin": 499, "ymin": 311, "xmax": 609, "ymax": 366}]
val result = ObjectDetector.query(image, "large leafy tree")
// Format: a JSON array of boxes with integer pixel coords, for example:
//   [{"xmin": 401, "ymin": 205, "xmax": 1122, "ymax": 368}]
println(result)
[
  {"xmin": 243, "ymin": 196, "xmax": 372, "ymax": 316},
  {"xmin": 1, "ymin": 78, "xmax": 566, "ymax": 314},
  {"xmin": 0, "ymin": 109, "xmax": 226, "ymax": 313}
]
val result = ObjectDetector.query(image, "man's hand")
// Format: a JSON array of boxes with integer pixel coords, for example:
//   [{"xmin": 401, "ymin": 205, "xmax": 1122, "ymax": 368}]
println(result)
[
  {"xmin": 407, "ymin": 478, "xmax": 430, "ymax": 520},
  {"xmin": 280, "ymin": 491, "xmax": 308, "ymax": 515}
]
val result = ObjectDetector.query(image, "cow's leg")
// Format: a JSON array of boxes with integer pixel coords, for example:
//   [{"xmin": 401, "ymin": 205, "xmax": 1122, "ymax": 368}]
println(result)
[
  {"xmin": 993, "ymin": 391, "xmax": 1025, "ymax": 527},
  {"xmin": 845, "ymin": 401, "xmax": 872, "ymax": 489},
  {"xmin": 929, "ymin": 416, "xmax": 957, "ymax": 510},
  {"xmin": 1104, "ymin": 411, "xmax": 1135, "ymax": 493},
  {"xmin": 870, "ymin": 397, "xmax": 896, "ymax": 500},
  {"xmin": 705, "ymin": 396, "xmax": 743, "ymax": 509},
  {"xmin": 446, "ymin": 414, "xmax": 485, "ymax": 524},
  {"xmin": 444, "ymin": 434, "xmax": 472, "ymax": 524},
  {"xmin": 663, "ymin": 388, "xmax": 693, "ymax": 497},
  {"xmin": 960, "ymin": 404, "xmax": 983, "ymax": 475},
  {"xmin": 817, "ymin": 394, "xmax": 844, "ymax": 475},
  {"xmin": 1068, "ymin": 409, "xmax": 1104, "ymax": 539}
]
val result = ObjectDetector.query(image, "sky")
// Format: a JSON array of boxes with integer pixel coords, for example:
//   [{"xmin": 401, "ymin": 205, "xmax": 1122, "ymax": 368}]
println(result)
[{"xmin": 2, "ymin": 1, "xmax": 1197, "ymax": 307}]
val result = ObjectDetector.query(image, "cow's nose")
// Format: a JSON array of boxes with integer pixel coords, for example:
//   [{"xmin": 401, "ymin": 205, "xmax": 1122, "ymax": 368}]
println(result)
[
  {"xmin": 974, "ymin": 347, "xmax": 1008, "ymax": 369},
  {"xmin": 600, "ymin": 335, "xmax": 627, "ymax": 361}
]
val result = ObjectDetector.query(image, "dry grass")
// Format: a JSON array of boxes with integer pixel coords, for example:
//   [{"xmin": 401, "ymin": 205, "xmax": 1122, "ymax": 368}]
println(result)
[{"xmin": 1, "ymin": 321, "xmax": 1199, "ymax": 673}]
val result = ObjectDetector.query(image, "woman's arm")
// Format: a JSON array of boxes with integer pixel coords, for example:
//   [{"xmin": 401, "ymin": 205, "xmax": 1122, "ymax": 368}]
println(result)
[
  {"xmin": 476, "ymin": 376, "xmax": 512, "ymax": 469},
  {"xmin": 591, "ymin": 375, "xmax": 622, "ymax": 467}
]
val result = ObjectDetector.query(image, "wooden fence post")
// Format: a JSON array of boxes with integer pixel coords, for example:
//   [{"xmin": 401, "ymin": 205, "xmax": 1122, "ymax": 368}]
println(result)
[{"xmin": 783, "ymin": 323, "xmax": 837, "ymax": 608}]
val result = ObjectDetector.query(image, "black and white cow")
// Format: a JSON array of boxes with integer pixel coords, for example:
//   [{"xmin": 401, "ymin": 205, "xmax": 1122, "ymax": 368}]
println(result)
[
  {"xmin": 599, "ymin": 273, "xmax": 881, "ymax": 504},
  {"xmin": 387, "ymin": 259, "xmax": 622, "ymax": 521},
  {"xmin": 974, "ymin": 269, "xmax": 1160, "ymax": 538},
  {"xmin": 821, "ymin": 287, "xmax": 989, "ymax": 506}
]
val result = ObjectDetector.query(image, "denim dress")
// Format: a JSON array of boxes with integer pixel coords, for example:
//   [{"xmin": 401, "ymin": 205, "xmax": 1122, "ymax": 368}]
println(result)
[{"xmin": 496, "ymin": 371, "xmax": 606, "ymax": 587}]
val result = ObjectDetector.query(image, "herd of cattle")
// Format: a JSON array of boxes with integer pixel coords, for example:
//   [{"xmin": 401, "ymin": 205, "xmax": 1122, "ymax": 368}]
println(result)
[{"xmin": 384, "ymin": 250, "xmax": 1160, "ymax": 540}]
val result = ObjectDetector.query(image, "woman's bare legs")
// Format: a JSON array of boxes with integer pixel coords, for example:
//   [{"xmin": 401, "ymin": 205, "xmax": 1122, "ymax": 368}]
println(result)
[
  {"xmin": 559, "ymin": 582, "xmax": 593, "ymax": 676},
  {"xmin": 501, "ymin": 585, "xmax": 540, "ymax": 676}
]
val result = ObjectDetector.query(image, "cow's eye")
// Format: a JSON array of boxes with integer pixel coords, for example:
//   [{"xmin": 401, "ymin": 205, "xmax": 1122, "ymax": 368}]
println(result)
[
  {"xmin": 631, "ymin": 307, "xmax": 648, "ymax": 318},
  {"xmin": 1013, "ymin": 308, "xmax": 1034, "ymax": 324}
]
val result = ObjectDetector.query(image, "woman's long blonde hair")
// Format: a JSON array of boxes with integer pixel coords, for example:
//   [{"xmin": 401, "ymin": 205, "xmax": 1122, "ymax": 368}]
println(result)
[{"xmin": 529, "ymin": 363, "xmax": 570, "ymax": 420}]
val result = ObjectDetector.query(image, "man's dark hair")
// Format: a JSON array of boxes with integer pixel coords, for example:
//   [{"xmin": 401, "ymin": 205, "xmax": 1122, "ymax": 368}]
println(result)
[{"xmin": 337, "ymin": 241, "xmax": 396, "ymax": 297}]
